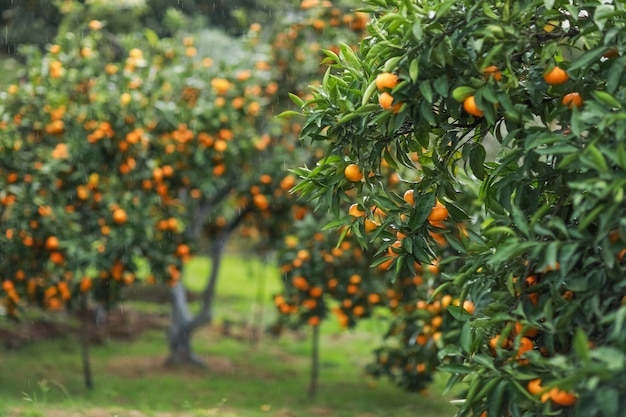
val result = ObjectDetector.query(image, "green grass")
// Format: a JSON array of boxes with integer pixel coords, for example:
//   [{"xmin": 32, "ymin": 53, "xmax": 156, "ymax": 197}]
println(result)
[{"xmin": 0, "ymin": 254, "xmax": 461, "ymax": 417}]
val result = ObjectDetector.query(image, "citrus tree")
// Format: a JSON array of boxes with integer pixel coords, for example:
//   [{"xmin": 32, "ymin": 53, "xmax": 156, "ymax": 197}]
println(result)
[
  {"xmin": 0, "ymin": 10, "xmax": 301, "ymax": 372},
  {"xmin": 285, "ymin": 0, "xmax": 626, "ymax": 416},
  {"xmin": 268, "ymin": 0, "xmax": 470, "ymax": 397}
]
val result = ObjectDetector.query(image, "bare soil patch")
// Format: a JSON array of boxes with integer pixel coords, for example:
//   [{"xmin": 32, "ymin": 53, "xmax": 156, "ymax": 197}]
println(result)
[{"xmin": 0, "ymin": 303, "xmax": 169, "ymax": 351}]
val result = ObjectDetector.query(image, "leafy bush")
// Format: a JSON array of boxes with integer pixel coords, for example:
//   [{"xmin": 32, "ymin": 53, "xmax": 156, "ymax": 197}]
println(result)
[{"xmin": 286, "ymin": 0, "xmax": 626, "ymax": 415}]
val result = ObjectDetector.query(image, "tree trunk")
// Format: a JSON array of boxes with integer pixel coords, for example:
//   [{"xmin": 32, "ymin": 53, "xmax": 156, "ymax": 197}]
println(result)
[
  {"xmin": 308, "ymin": 323, "xmax": 320, "ymax": 401},
  {"xmin": 80, "ymin": 295, "xmax": 94, "ymax": 390},
  {"xmin": 165, "ymin": 203, "xmax": 252, "ymax": 366},
  {"xmin": 165, "ymin": 238, "xmax": 225, "ymax": 366},
  {"xmin": 164, "ymin": 282, "xmax": 206, "ymax": 366}
]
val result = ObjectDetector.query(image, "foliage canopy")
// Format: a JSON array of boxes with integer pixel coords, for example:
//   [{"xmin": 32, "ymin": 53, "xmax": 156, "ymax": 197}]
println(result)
[{"xmin": 287, "ymin": 0, "xmax": 626, "ymax": 415}]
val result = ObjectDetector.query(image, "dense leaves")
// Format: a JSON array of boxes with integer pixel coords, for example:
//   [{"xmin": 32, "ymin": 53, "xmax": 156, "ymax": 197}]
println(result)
[{"xmin": 287, "ymin": 0, "xmax": 626, "ymax": 416}]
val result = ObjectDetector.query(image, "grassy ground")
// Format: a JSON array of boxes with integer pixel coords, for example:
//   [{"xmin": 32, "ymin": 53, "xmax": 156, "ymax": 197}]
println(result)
[{"xmin": 0, "ymin": 254, "xmax": 460, "ymax": 417}]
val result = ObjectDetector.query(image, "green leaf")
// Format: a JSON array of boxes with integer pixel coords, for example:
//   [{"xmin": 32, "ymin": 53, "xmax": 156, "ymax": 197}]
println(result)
[
  {"xmin": 383, "ymin": 56, "xmax": 402, "ymax": 73},
  {"xmin": 321, "ymin": 48, "xmax": 341, "ymax": 65},
  {"xmin": 336, "ymin": 112, "xmax": 362, "ymax": 126},
  {"xmin": 144, "ymin": 28, "xmax": 159, "ymax": 46},
  {"xmin": 434, "ymin": 0, "xmax": 456, "ymax": 22},
  {"xmin": 593, "ymin": 91, "xmax": 622, "ymax": 109},
  {"xmin": 469, "ymin": 144, "xmax": 486, "ymax": 180},
  {"xmin": 276, "ymin": 110, "xmax": 302, "ymax": 119},
  {"xmin": 448, "ymin": 305, "xmax": 472, "ymax": 321},
  {"xmin": 573, "ymin": 328, "xmax": 591, "ymax": 363},
  {"xmin": 544, "ymin": 0, "xmax": 555, "ymax": 10},
  {"xmin": 362, "ymin": 79, "xmax": 378, "ymax": 107},
  {"xmin": 419, "ymin": 81, "xmax": 433, "ymax": 103},
  {"xmin": 410, "ymin": 192, "xmax": 436, "ymax": 229},
  {"xmin": 612, "ymin": 306, "xmax": 626, "ymax": 340},
  {"xmin": 594, "ymin": 4, "xmax": 615, "ymax": 31},
  {"xmin": 339, "ymin": 43, "xmax": 362, "ymax": 70},
  {"xmin": 433, "ymin": 76, "xmax": 449, "ymax": 98},
  {"xmin": 409, "ymin": 58, "xmax": 419, "ymax": 82},
  {"xmin": 584, "ymin": 144, "xmax": 609, "ymax": 172},
  {"xmin": 438, "ymin": 364, "xmax": 472, "ymax": 374},
  {"xmin": 606, "ymin": 59, "xmax": 623, "ymax": 93},
  {"xmin": 487, "ymin": 379, "xmax": 506, "ymax": 417},
  {"xmin": 430, "ymin": 282, "xmax": 452, "ymax": 300},
  {"xmin": 411, "ymin": 21, "xmax": 422, "ymax": 40},
  {"xmin": 568, "ymin": 48, "xmax": 606, "ymax": 72},
  {"xmin": 460, "ymin": 321, "xmax": 473, "ymax": 352},
  {"xmin": 452, "ymin": 86, "xmax": 475, "ymax": 103},
  {"xmin": 474, "ymin": 376, "xmax": 500, "ymax": 401},
  {"xmin": 288, "ymin": 93, "xmax": 304, "ymax": 108}
]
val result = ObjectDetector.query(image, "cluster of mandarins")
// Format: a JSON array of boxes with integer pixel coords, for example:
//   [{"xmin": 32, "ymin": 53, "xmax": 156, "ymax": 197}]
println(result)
[{"xmin": 376, "ymin": 62, "xmax": 583, "ymax": 119}]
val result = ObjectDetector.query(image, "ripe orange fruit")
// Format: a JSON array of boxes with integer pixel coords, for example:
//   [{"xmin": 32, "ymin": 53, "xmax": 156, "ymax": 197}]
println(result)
[
  {"xmin": 388, "ymin": 240, "xmax": 402, "ymax": 257},
  {"xmin": 562, "ymin": 92, "xmax": 582, "ymax": 109},
  {"xmin": 253, "ymin": 194, "xmax": 269, "ymax": 210},
  {"xmin": 49, "ymin": 251, "xmax": 64, "ymax": 264},
  {"xmin": 162, "ymin": 165, "xmax": 174, "ymax": 177},
  {"xmin": 76, "ymin": 185, "xmax": 89, "ymax": 201},
  {"xmin": 309, "ymin": 287, "xmax": 323, "ymax": 297},
  {"xmin": 353, "ymin": 305, "xmax": 365, "ymax": 316},
  {"xmin": 375, "ymin": 72, "xmax": 399, "ymax": 90},
  {"xmin": 427, "ymin": 260, "xmax": 439, "ymax": 274},
  {"xmin": 483, "ymin": 65, "xmax": 502, "ymax": 81},
  {"xmin": 280, "ymin": 175, "xmax": 297, "ymax": 191},
  {"xmin": 349, "ymin": 203, "xmax": 365, "ymax": 217},
  {"xmin": 88, "ymin": 20, "xmax": 102, "ymax": 31},
  {"xmin": 515, "ymin": 322, "xmax": 539, "ymax": 338},
  {"xmin": 428, "ymin": 204, "xmax": 449, "ymax": 222},
  {"xmin": 368, "ymin": 293, "xmax": 381, "ymax": 304},
  {"xmin": 80, "ymin": 277, "xmax": 92, "ymax": 292},
  {"xmin": 45, "ymin": 236, "xmax": 59, "ymax": 251},
  {"xmin": 489, "ymin": 334, "xmax": 508, "ymax": 350},
  {"xmin": 364, "ymin": 219, "xmax": 379, "ymax": 232},
  {"xmin": 548, "ymin": 388, "xmax": 577, "ymax": 406},
  {"xmin": 38, "ymin": 206, "xmax": 52, "ymax": 217},
  {"xmin": 112, "ymin": 208, "xmax": 128, "ymax": 224},
  {"xmin": 176, "ymin": 244, "xmax": 190, "ymax": 257},
  {"xmin": 516, "ymin": 337, "xmax": 534, "ymax": 358},
  {"xmin": 463, "ymin": 95, "xmax": 484, "ymax": 117},
  {"xmin": 378, "ymin": 92, "xmax": 402, "ymax": 113},
  {"xmin": 308, "ymin": 316, "xmax": 320, "ymax": 326},
  {"xmin": 462, "ymin": 300, "xmax": 475, "ymax": 314},
  {"xmin": 403, "ymin": 189, "xmax": 415, "ymax": 205},
  {"xmin": 527, "ymin": 378, "xmax": 544, "ymax": 396},
  {"xmin": 543, "ymin": 66, "xmax": 569, "ymax": 84},
  {"xmin": 344, "ymin": 164, "xmax": 363, "ymax": 182}
]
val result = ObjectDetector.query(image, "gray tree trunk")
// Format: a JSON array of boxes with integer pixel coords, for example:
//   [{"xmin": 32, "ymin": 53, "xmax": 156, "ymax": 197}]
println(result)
[
  {"xmin": 164, "ymin": 192, "xmax": 252, "ymax": 366},
  {"xmin": 164, "ymin": 237, "xmax": 225, "ymax": 366}
]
